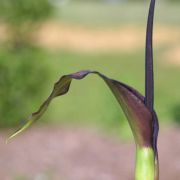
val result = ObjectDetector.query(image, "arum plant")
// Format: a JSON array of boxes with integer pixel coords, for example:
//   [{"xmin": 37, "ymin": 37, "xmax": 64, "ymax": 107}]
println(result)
[{"xmin": 9, "ymin": 0, "xmax": 159, "ymax": 179}]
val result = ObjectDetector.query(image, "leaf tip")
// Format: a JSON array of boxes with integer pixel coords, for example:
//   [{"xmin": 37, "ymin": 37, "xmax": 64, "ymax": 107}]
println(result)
[{"xmin": 6, "ymin": 118, "xmax": 33, "ymax": 143}]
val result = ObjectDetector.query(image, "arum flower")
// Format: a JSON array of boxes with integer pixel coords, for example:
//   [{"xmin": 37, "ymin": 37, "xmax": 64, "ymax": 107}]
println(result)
[{"xmin": 9, "ymin": 0, "xmax": 159, "ymax": 179}]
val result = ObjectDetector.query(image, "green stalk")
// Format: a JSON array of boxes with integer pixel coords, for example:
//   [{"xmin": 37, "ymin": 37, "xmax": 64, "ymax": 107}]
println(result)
[
  {"xmin": 154, "ymin": 155, "xmax": 159, "ymax": 180},
  {"xmin": 135, "ymin": 146, "xmax": 155, "ymax": 180}
]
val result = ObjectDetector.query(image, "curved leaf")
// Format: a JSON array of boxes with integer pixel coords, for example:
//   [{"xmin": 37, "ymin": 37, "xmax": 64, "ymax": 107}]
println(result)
[{"xmin": 8, "ymin": 70, "xmax": 155, "ymax": 148}]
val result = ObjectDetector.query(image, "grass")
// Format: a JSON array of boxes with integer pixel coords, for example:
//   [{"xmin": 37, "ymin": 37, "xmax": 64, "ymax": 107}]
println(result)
[
  {"xmin": 34, "ymin": 49, "xmax": 180, "ymax": 138},
  {"xmin": 56, "ymin": 1, "xmax": 180, "ymax": 28}
]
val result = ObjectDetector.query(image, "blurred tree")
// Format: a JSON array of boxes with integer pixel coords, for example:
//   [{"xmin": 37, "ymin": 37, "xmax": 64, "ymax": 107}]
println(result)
[
  {"xmin": 171, "ymin": 104, "xmax": 180, "ymax": 125},
  {"xmin": 0, "ymin": 1, "xmax": 54, "ymax": 127},
  {"xmin": 0, "ymin": 0, "xmax": 54, "ymax": 49},
  {"xmin": 0, "ymin": 48, "xmax": 52, "ymax": 127}
]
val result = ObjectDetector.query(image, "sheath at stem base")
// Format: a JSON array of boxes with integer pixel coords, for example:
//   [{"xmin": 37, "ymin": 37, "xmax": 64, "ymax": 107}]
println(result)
[{"xmin": 135, "ymin": 147, "xmax": 155, "ymax": 180}]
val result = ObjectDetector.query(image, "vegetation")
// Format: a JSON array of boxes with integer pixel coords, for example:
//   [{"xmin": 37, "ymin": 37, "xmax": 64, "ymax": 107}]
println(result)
[
  {"xmin": 0, "ymin": 48, "xmax": 51, "ymax": 127},
  {"xmin": 0, "ymin": 0, "xmax": 54, "ymax": 48},
  {"xmin": 57, "ymin": 1, "xmax": 180, "ymax": 27},
  {"xmin": 0, "ymin": 0, "xmax": 54, "ymax": 127}
]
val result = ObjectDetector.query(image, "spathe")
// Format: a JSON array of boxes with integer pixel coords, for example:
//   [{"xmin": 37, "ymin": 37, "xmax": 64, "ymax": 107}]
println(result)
[{"xmin": 8, "ymin": 70, "xmax": 158, "ymax": 154}]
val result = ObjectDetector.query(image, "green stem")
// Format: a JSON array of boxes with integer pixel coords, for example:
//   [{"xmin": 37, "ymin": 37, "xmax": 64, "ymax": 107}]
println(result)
[
  {"xmin": 154, "ymin": 155, "xmax": 159, "ymax": 180},
  {"xmin": 135, "ymin": 147, "xmax": 155, "ymax": 180}
]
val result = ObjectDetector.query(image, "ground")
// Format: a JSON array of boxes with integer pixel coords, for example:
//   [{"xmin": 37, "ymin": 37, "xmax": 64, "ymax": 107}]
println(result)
[
  {"xmin": 1, "ymin": 22, "xmax": 180, "ymax": 65},
  {"xmin": 1, "ymin": 125, "xmax": 180, "ymax": 180}
]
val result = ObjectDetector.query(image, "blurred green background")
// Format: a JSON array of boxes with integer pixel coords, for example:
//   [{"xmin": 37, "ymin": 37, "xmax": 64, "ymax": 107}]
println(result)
[{"xmin": 0, "ymin": 0, "xmax": 180, "ymax": 137}]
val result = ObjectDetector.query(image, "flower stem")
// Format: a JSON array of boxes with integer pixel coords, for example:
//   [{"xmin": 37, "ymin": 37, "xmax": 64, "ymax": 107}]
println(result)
[{"xmin": 135, "ymin": 147, "xmax": 155, "ymax": 180}]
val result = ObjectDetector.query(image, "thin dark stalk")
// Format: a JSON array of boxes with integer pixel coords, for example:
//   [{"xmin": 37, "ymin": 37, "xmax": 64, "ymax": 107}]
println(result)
[{"xmin": 145, "ymin": 0, "xmax": 156, "ymax": 111}]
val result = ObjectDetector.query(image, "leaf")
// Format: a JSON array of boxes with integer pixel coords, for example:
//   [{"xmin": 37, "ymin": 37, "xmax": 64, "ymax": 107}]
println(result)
[{"xmin": 8, "ymin": 70, "xmax": 156, "ymax": 149}]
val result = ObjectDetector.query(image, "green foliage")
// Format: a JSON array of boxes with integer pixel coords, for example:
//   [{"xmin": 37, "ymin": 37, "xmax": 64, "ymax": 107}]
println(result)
[
  {"xmin": 0, "ymin": 48, "xmax": 51, "ymax": 127},
  {"xmin": 171, "ymin": 104, "xmax": 180, "ymax": 125},
  {"xmin": 57, "ymin": 2, "xmax": 180, "ymax": 28},
  {"xmin": 0, "ymin": 0, "xmax": 54, "ymax": 24},
  {"xmin": 0, "ymin": 0, "xmax": 54, "ymax": 48},
  {"xmin": 170, "ymin": 0, "xmax": 180, "ymax": 2}
]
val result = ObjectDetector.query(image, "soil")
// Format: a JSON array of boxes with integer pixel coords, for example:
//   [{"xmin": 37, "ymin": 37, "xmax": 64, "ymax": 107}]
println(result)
[
  {"xmin": 35, "ymin": 22, "xmax": 180, "ymax": 53},
  {"xmin": 1, "ymin": 125, "xmax": 180, "ymax": 180}
]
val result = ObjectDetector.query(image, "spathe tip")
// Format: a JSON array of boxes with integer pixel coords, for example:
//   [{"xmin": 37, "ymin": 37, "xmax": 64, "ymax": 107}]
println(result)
[{"xmin": 6, "ymin": 120, "xmax": 33, "ymax": 144}]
